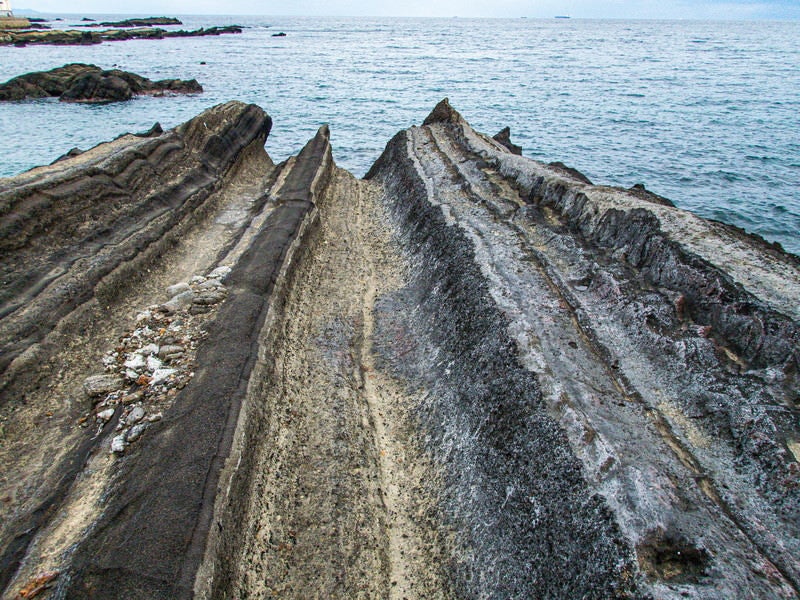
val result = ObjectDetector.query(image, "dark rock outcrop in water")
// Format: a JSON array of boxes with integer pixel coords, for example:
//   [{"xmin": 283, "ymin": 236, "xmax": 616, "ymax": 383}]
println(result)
[
  {"xmin": 0, "ymin": 63, "xmax": 202, "ymax": 102},
  {"xmin": 0, "ymin": 24, "xmax": 241, "ymax": 46},
  {"xmin": 0, "ymin": 100, "xmax": 797, "ymax": 600},
  {"xmin": 89, "ymin": 17, "xmax": 182, "ymax": 28}
]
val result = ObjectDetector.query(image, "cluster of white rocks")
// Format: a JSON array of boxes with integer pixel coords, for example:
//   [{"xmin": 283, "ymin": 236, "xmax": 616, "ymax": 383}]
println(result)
[{"xmin": 81, "ymin": 266, "xmax": 231, "ymax": 454}]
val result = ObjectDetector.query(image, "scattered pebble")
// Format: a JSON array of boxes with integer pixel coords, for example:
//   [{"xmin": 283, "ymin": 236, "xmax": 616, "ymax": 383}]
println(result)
[
  {"xmin": 83, "ymin": 374, "xmax": 124, "ymax": 398},
  {"xmin": 97, "ymin": 408, "xmax": 115, "ymax": 422},
  {"xmin": 111, "ymin": 435, "xmax": 127, "ymax": 453},
  {"xmin": 150, "ymin": 368, "xmax": 176, "ymax": 385},
  {"xmin": 140, "ymin": 343, "xmax": 160, "ymax": 356},
  {"xmin": 127, "ymin": 406, "xmax": 145, "ymax": 424},
  {"xmin": 158, "ymin": 344, "xmax": 184, "ymax": 359},
  {"xmin": 80, "ymin": 269, "xmax": 229, "ymax": 454},
  {"xmin": 166, "ymin": 282, "xmax": 191, "ymax": 297},
  {"xmin": 146, "ymin": 355, "xmax": 163, "ymax": 372},
  {"xmin": 126, "ymin": 422, "xmax": 147, "ymax": 443},
  {"xmin": 124, "ymin": 353, "xmax": 146, "ymax": 372},
  {"xmin": 160, "ymin": 290, "xmax": 195, "ymax": 314}
]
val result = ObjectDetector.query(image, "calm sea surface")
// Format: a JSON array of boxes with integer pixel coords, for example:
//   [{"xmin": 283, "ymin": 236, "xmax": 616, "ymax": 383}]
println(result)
[{"xmin": 1, "ymin": 15, "xmax": 798, "ymax": 253}]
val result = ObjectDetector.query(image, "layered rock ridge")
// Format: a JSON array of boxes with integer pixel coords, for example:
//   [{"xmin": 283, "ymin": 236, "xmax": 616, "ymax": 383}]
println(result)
[
  {"xmin": 0, "ymin": 101, "xmax": 274, "ymax": 596},
  {"xmin": 366, "ymin": 98, "xmax": 800, "ymax": 598},
  {"xmin": 0, "ymin": 99, "xmax": 797, "ymax": 600}
]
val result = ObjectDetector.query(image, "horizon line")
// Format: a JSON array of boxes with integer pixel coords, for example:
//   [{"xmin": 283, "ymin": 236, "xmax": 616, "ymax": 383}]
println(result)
[{"xmin": 12, "ymin": 9, "xmax": 800, "ymax": 21}]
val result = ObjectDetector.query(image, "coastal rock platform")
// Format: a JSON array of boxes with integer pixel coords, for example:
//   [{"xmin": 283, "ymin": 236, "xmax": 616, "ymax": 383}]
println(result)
[
  {"xmin": 0, "ymin": 24, "xmax": 241, "ymax": 47},
  {"xmin": 0, "ymin": 100, "xmax": 797, "ymax": 599}
]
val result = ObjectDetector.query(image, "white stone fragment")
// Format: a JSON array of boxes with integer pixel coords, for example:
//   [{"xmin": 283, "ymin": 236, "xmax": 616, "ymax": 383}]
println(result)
[
  {"xmin": 111, "ymin": 435, "xmax": 127, "ymax": 453},
  {"xmin": 140, "ymin": 343, "xmax": 160, "ymax": 356},
  {"xmin": 124, "ymin": 353, "xmax": 146, "ymax": 372},
  {"xmin": 97, "ymin": 408, "xmax": 115, "ymax": 422},
  {"xmin": 146, "ymin": 355, "xmax": 163, "ymax": 372},
  {"xmin": 150, "ymin": 368, "xmax": 177, "ymax": 385}
]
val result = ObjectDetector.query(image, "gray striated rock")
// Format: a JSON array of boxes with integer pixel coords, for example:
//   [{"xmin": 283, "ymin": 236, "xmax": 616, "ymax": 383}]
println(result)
[
  {"xmin": 0, "ymin": 100, "xmax": 274, "ymax": 598},
  {"xmin": 83, "ymin": 374, "xmax": 123, "ymax": 398},
  {"xmin": 366, "ymin": 99, "xmax": 800, "ymax": 598},
  {"xmin": 126, "ymin": 422, "xmax": 148, "ymax": 443},
  {"xmin": 126, "ymin": 406, "xmax": 145, "ymax": 424},
  {"xmin": 166, "ymin": 282, "xmax": 191, "ymax": 297}
]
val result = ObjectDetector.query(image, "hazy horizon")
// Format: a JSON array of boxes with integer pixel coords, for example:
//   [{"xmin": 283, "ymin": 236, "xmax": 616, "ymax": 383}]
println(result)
[{"xmin": 12, "ymin": 0, "xmax": 800, "ymax": 20}]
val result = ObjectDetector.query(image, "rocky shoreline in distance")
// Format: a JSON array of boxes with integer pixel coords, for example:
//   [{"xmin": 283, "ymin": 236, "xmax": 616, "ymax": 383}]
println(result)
[
  {"xmin": 0, "ymin": 24, "xmax": 241, "ymax": 46},
  {"xmin": 0, "ymin": 63, "xmax": 202, "ymax": 103}
]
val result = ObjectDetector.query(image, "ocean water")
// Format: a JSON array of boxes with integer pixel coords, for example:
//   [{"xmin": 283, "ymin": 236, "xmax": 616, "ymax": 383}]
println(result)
[{"xmin": 0, "ymin": 15, "xmax": 798, "ymax": 254}]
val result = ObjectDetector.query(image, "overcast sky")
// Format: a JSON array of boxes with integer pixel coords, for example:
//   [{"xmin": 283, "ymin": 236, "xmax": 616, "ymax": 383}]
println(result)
[{"xmin": 17, "ymin": 0, "xmax": 800, "ymax": 19}]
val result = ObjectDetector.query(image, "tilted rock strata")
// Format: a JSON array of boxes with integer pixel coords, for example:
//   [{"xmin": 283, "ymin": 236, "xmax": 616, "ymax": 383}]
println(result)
[
  {"xmin": 368, "ymin": 98, "xmax": 800, "ymax": 597},
  {"xmin": 0, "ymin": 63, "xmax": 202, "ymax": 102},
  {"xmin": 0, "ymin": 99, "xmax": 797, "ymax": 600},
  {"xmin": 63, "ymin": 125, "xmax": 333, "ymax": 599}
]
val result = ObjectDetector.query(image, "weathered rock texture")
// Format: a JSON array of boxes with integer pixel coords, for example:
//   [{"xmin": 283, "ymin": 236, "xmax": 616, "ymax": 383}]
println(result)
[
  {"xmin": 0, "ymin": 63, "xmax": 202, "ymax": 102},
  {"xmin": 367, "ymin": 98, "xmax": 800, "ymax": 598},
  {"xmin": 0, "ymin": 99, "xmax": 797, "ymax": 600},
  {"xmin": 0, "ymin": 25, "xmax": 241, "ymax": 46},
  {"xmin": 0, "ymin": 101, "xmax": 274, "ymax": 596}
]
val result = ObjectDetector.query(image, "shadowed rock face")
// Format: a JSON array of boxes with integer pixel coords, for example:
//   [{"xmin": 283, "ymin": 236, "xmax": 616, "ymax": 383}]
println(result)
[
  {"xmin": 0, "ymin": 63, "xmax": 202, "ymax": 102},
  {"xmin": 0, "ymin": 100, "xmax": 798, "ymax": 600},
  {"xmin": 493, "ymin": 126, "xmax": 522, "ymax": 155}
]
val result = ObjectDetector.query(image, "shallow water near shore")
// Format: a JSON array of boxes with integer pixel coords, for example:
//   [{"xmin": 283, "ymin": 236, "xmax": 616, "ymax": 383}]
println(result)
[{"xmin": 0, "ymin": 15, "xmax": 798, "ymax": 254}]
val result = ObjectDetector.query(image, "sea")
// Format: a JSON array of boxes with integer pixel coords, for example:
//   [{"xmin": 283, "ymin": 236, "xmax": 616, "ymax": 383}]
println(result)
[{"xmin": 1, "ymin": 15, "xmax": 798, "ymax": 254}]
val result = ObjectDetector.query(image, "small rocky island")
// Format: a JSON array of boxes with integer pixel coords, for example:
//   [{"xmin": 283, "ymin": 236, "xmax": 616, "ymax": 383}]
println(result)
[
  {"xmin": 0, "ymin": 63, "xmax": 202, "ymax": 102},
  {"xmin": 84, "ymin": 16, "xmax": 182, "ymax": 28},
  {"xmin": 0, "ymin": 100, "xmax": 797, "ymax": 599}
]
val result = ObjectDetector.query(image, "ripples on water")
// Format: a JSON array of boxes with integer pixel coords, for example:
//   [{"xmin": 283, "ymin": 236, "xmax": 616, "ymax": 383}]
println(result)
[{"xmin": 0, "ymin": 16, "xmax": 798, "ymax": 254}]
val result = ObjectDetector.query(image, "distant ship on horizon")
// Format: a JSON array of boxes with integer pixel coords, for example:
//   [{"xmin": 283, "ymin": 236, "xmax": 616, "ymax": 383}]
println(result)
[{"xmin": 555, "ymin": 15, "xmax": 571, "ymax": 19}]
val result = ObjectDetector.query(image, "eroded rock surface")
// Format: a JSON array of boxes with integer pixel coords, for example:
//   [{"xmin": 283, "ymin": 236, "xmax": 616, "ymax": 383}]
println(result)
[
  {"xmin": 0, "ymin": 99, "xmax": 797, "ymax": 600},
  {"xmin": 0, "ymin": 63, "xmax": 202, "ymax": 102}
]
